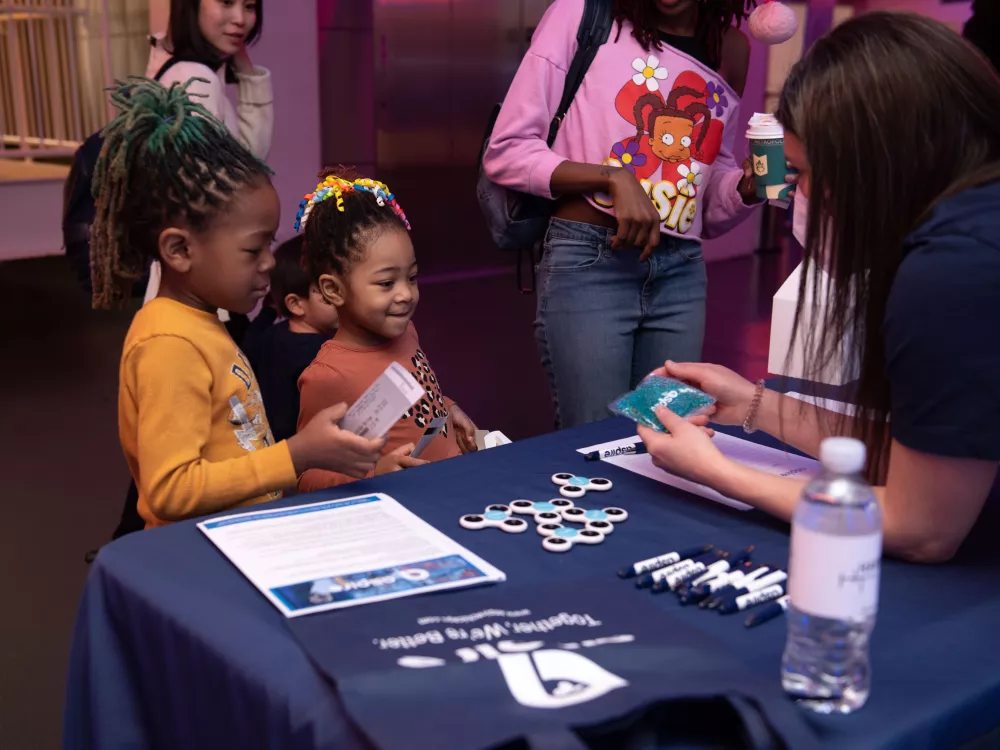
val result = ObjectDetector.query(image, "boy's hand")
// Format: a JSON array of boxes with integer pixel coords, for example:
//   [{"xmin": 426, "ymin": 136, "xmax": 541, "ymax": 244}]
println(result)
[
  {"xmin": 375, "ymin": 443, "xmax": 428, "ymax": 475},
  {"xmin": 288, "ymin": 403, "xmax": 385, "ymax": 478},
  {"xmin": 450, "ymin": 405, "xmax": 478, "ymax": 454}
]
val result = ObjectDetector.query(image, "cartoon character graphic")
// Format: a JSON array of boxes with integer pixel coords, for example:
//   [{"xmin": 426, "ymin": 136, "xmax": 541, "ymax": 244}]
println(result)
[
  {"xmin": 596, "ymin": 59, "xmax": 734, "ymax": 235},
  {"xmin": 228, "ymin": 351, "xmax": 281, "ymax": 499},
  {"xmin": 634, "ymin": 87, "xmax": 712, "ymax": 164}
]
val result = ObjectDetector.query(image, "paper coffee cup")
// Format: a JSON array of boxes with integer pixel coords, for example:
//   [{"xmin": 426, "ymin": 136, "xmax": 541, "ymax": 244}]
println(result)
[{"xmin": 746, "ymin": 113, "xmax": 791, "ymax": 201}]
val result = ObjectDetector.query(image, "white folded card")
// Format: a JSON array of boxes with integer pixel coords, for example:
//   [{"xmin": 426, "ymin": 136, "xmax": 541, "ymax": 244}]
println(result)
[
  {"xmin": 577, "ymin": 432, "xmax": 819, "ymax": 511},
  {"xmin": 340, "ymin": 362, "xmax": 423, "ymax": 439}
]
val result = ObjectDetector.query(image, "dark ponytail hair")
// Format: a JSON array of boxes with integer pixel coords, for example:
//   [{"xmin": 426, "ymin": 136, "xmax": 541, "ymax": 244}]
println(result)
[{"xmin": 301, "ymin": 167, "xmax": 409, "ymax": 282}]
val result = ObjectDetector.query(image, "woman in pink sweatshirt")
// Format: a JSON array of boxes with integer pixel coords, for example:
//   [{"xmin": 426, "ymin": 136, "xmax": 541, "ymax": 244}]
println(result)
[{"xmin": 483, "ymin": 0, "xmax": 761, "ymax": 428}]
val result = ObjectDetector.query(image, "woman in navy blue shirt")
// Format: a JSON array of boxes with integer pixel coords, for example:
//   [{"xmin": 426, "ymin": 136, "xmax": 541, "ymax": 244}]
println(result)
[{"xmin": 640, "ymin": 13, "xmax": 1000, "ymax": 563}]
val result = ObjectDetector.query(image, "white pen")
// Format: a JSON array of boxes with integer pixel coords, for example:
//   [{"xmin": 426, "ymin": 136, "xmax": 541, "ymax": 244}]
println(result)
[{"xmin": 719, "ymin": 583, "xmax": 787, "ymax": 615}]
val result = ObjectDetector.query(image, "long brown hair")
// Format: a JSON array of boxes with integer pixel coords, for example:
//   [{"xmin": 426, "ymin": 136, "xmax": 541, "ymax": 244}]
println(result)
[{"xmin": 776, "ymin": 12, "xmax": 1000, "ymax": 480}]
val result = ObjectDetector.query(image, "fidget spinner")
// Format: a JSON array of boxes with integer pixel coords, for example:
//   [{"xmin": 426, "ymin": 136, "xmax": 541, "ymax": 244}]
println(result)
[
  {"xmin": 459, "ymin": 505, "xmax": 528, "ymax": 534},
  {"xmin": 559, "ymin": 506, "xmax": 629, "ymax": 533},
  {"xmin": 535, "ymin": 522, "xmax": 607, "ymax": 553},
  {"xmin": 508, "ymin": 498, "xmax": 575, "ymax": 524},
  {"xmin": 551, "ymin": 473, "xmax": 613, "ymax": 499}
]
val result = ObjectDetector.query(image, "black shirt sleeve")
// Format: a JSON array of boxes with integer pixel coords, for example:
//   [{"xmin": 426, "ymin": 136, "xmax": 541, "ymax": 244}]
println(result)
[{"xmin": 883, "ymin": 235, "xmax": 1000, "ymax": 461}]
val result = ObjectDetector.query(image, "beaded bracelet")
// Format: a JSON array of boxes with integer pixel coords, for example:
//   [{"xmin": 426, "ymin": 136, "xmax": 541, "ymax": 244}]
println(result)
[{"xmin": 742, "ymin": 379, "xmax": 766, "ymax": 434}]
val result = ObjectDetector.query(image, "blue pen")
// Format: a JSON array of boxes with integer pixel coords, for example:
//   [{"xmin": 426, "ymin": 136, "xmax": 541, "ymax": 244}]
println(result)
[
  {"xmin": 718, "ymin": 582, "xmax": 787, "ymax": 615},
  {"xmin": 586, "ymin": 443, "xmax": 648, "ymax": 462},
  {"xmin": 618, "ymin": 544, "xmax": 713, "ymax": 579},
  {"xmin": 744, "ymin": 595, "xmax": 790, "ymax": 628}
]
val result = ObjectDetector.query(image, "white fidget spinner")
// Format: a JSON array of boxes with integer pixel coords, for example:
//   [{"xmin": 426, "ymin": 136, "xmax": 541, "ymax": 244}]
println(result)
[
  {"xmin": 535, "ymin": 522, "xmax": 606, "ymax": 553},
  {"xmin": 508, "ymin": 498, "xmax": 575, "ymax": 524},
  {"xmin": 551, "ymin": 473, "xmax": 613, "ymax": 499},
  {"xmin": 459, "ymin": 505, "xmax": 528, "ymax": 534},
  {"xmin": 558, "ymin": 506, "xmax": 629, "ymax": 534}
]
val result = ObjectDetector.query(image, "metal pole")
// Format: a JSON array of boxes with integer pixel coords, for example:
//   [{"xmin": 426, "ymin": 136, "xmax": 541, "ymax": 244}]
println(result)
[
  {"xmin": 99, "ymin": 0, "xmax": 113, "ymax": 122},
  {"xmin": 25, "ymin": 0, "xmax": 51, "ymax": 148},
  {"xmin": 64, "ymin": 0, "xmax": 85, "ymax": 139}
]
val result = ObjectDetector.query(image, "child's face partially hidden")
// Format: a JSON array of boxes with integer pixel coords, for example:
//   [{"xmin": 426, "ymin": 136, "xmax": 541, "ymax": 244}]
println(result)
[
  {"xmin": 287, "ymin": 285, "xmax": 339, "ymax": 336},
  {"xmin": 157, "ymin": 180, "xmax": 280, "ymax": 315},
  {"xmin": 323, "ymin": 227, "xmax": 418, "ymax": 347}
]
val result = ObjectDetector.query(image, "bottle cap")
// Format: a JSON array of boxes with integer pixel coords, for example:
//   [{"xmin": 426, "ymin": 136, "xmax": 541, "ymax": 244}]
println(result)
[
  {"xmin": 745, "ymin": 113, "xmax": 784, "ymax": 139},
  {"xmin": 820, "ymin": 437, "xmax": 866, "ymax": 475}
]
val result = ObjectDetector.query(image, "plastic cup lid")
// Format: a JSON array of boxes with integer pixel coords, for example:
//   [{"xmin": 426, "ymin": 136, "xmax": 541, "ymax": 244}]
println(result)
[{"xmin": 746, "ymin": 112, "xmax": 783, "ymax": 139}]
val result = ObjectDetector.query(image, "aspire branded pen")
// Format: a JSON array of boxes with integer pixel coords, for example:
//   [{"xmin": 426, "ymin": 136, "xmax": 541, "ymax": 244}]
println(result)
[
  {"xmin": 719, "ymin": 583, "xmax": 787, "ymax": 615},
  {"xmin": 618, "ymin": 544, "xmax": 713, "ymax": 579},
  {"xmin": 701, "ymin": 565, "xmax": 774, "ymax": 608},
  {"xmin": 652, "ymin": 548, "xmax": 753, "ymax": 594},
  {"xmin": 586, "ymin": 443, "xmax": 648, "ymax": 462},
  {"xmin": 745, "ymin": 595, "xmax": 790, "ymax": 628},
  {"xmin": 710, "ymin": 570, "xmax": 788, "ymax": 611},
  {"xmin": 636, "ymin": 549, "xmax": 719, "ymax": 589},
  {"xmin": 679, "ymin": 561, "xmax": 755, "ymax": 606}
]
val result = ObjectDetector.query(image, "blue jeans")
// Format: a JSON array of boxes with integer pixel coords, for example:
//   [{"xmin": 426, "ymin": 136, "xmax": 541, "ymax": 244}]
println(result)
[{"xmin": 535, "ymin": 218, "xmax": 707, "ymax": 428}]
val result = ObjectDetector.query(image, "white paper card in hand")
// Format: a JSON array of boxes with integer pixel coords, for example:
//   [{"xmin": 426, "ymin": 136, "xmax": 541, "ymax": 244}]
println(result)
[
  {"xmin": 340, "ymin": 362, "xmax": 423, "ymax": 439},
  {"xmin": 577, "ymin": 433, "xmax": 819, "ymax": 511}
]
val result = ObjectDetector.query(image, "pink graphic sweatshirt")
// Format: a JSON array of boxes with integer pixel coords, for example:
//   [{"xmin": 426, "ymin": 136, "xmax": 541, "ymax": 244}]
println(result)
[{"xmin": 483, "ymin": 0, "xmax": 754, "ymax": 243}]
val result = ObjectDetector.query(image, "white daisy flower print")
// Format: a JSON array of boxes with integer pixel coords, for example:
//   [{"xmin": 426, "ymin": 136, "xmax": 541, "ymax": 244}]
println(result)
[
  {"xmin": 677, "ymin": 162, "xmax": 703, "ymax": 197},
  {"xmin": 631, "ymin": 55, "xmax": 668, "ymax": 92}
]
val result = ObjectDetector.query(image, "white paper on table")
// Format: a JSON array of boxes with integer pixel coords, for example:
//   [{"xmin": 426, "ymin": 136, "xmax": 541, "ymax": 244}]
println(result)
[
  {"xmin": 199, "ymin": 493, "xmax": 505, "ymax": 618},
  {"xmin": 577, "ymin": 433, "xmax": 819, "ymax": 512}
]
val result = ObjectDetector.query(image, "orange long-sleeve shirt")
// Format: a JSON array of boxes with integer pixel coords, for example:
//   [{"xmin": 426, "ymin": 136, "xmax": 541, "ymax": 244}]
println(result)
[
  {"xmin": 118, "ymin": 298, "xmax": 297, "ymax": 527},
  {"xmin": 297, "ymin": 323, "xmax": 460, "ymax": 492}
]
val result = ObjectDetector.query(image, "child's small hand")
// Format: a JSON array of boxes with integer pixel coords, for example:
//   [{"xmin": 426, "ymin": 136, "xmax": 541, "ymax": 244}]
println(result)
[
  {"xmin": 288, "ymin": 403, "xmax": 386, "ymax": 478},
  {"xmin": 375, "ymin": 443, "xmax": 428, "ymax": 475},
  {"xmin": 450, "ymin": 405, "xmax": 478, "ymax": 454}
]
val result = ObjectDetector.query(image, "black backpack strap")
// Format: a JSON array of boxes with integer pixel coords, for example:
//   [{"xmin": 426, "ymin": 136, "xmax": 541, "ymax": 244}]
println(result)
[
  {"xmin": 546, "ymin": 0, "xmax": 614, "ymax": 146},
  {"xmin": 152, "ymin": 56, "xmax": 180, "ymax": 82}
]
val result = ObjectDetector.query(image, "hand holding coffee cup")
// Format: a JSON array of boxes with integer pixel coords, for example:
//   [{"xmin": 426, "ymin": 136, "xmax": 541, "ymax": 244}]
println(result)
[{"xmin": 746, "ymin": 113, "xmax": 794, "ymax": 202}]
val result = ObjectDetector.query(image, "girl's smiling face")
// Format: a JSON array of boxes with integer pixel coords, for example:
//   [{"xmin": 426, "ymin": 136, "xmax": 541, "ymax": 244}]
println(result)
[{"xmin": 319, "ymin": 227, "xmax": 419, "ymax": 347}]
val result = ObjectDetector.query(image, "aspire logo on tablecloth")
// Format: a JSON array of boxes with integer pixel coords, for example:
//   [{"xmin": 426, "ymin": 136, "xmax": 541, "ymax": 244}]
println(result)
[{"xmin": 396, "ymin": 636, "xmax": 632, "ymax": 709}]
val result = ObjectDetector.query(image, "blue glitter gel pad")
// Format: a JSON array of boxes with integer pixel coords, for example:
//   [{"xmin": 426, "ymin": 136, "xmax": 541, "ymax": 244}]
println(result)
[{"xmin": 608, "ymin": 376, "xmax": 716, "ymax": 432}]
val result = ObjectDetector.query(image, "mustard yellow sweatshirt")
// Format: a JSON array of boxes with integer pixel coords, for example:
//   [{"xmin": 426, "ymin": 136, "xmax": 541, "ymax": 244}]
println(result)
[{"xmin": 119, "ymin": 298, "xmax": 296, "ymax": 527}]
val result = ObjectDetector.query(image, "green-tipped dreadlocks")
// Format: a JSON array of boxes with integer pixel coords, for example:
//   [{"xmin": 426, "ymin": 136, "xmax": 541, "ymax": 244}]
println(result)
[{"xmin": 89, "ymin": 77, "xmax": 272, "ymax": 310}]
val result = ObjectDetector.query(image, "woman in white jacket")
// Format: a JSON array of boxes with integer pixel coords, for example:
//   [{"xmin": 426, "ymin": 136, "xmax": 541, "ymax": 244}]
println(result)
[{"xmin": 143, "ymin": 0, "xmax": 274, "ymax": 318}]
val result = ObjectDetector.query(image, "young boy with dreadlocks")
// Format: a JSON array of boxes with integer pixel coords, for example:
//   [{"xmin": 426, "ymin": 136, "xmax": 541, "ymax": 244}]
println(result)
[
  {"xmin": 483, "ymin": 0, "xmax": 762, "ymax": 429},
  {"xmin": 91, "ymin": 79, "xmax": 384, "ymax": 527},
  {"xmin": 295, "ymin": 168, "xmax": 479, "ymax": 493}
]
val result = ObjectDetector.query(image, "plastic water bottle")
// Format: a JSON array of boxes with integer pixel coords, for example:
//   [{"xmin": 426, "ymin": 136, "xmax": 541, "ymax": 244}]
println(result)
[{"xmin": 781, "ymin": 437, "xmax": 882, "ymax": 714}]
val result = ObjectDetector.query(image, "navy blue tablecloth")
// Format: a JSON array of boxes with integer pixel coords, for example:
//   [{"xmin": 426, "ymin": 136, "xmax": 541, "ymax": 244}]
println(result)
[{"xmin": 64, "ymin": 415, "xmax": 1000, "ymax": 750}]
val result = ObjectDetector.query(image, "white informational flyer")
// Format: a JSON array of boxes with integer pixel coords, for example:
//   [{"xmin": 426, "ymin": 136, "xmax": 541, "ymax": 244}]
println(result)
[
  {"xmin": 577, "ymin": 433, "xmax": 819, "ymax": 512},
  {"xmin": 199, "ymin": 493, "xmax": 506, "ymax": 618}
]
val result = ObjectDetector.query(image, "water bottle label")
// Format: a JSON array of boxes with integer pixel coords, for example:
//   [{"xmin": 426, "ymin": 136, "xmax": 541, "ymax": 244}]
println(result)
[{"xmin": 788, "ymin": 526, "xmax": 881, "ymax": 621}]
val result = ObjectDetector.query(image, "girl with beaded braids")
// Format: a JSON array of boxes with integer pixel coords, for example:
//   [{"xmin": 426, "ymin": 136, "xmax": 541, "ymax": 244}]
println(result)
[
  {"xmin": 295, "ymin": 168, "xmax": 480, "ymax": 493},
  {"xmin": 97, "ymin": 80, "xmax": 383, "ymax": 527}
]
